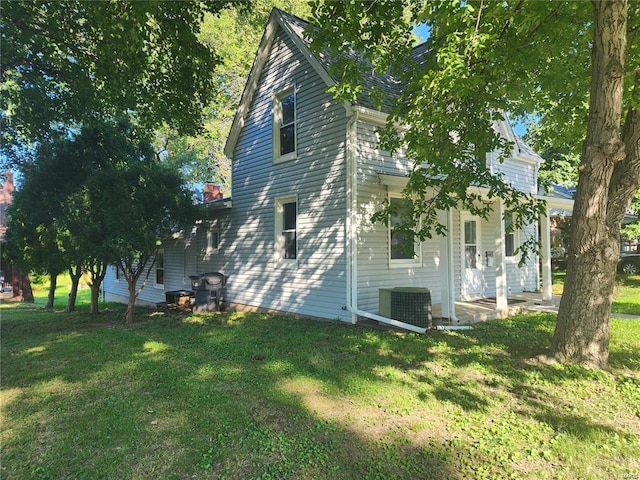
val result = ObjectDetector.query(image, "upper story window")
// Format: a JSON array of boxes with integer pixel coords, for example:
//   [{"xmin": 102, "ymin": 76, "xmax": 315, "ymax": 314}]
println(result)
[
  {"xmin": 273, "ymin": 88, "xmax": 296, "ymax": 163},
  {"xmin": 389, "ymin": 196, "xmax": 421, "ymax": 266},
  {"xmin": 155, "ymin": 250, "xmax": 165, "ymax": 287},
  {"xmin": 274, "ymin": 195, "xmax": 298, "ymax": 265}
]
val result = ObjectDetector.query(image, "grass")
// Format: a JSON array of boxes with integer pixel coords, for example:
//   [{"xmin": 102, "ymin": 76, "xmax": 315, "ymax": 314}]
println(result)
[
  {"xmin": 552, "ymin": 271, "xmax": 640, "ymax": 315},
  {"xmin": 1, "ymin": 284, "xmax": 639, "ymax": 479}
]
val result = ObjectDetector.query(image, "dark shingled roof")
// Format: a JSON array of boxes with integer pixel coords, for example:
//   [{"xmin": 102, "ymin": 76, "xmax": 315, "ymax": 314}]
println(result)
[{"xmin": 276, "ymin": 8, "xmax": 424, "ymax": 113}]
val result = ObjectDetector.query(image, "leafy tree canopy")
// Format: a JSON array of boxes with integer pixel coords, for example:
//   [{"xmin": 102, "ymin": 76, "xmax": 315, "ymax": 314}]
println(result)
[
  {"xmin": 154, "ymin": 0, "xmax": 311, "ymax": 190},
  {"xmin": 0, "ymin": 0, "xmax": 247, "ymax": 155},
  {"xmin": 309, "ymin": 0, "xmax": 639, "ymax": 368}
]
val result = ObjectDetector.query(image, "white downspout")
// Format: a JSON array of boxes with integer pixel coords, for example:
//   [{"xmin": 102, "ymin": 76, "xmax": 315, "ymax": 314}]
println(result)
[
  {"xmin": 344, "ymin": 110, "xmax": 467, "ymax": 333},
  {"xmin": 345, "ymin": 109, "xmax": 359, "ymax": 325},
  {"xmin": 343, "ymin": 110, "xmax": 428, "ymax": 333}
]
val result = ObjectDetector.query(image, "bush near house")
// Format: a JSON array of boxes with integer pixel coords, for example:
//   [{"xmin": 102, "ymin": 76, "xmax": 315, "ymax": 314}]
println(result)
[{"xmin": 1, "ymin": 286, "xmax": 639, "ymax": 480}]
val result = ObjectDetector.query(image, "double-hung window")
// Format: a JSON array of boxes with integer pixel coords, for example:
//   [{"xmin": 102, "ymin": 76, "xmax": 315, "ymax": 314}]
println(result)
[
  {"xmin": 154, "ymin": 250, "xmax": 165, "ymax": 287},
  {"xmin": 207, "ymin": 228, "xmax": 219, "ymax": 255},
  {"xmin": 504, "ymin": 212, "xmax": 517, "ymax": 258},
  {"xmin": 275, "ymin": 196, "xmax": 297, "ymax": 265},
  {"xmin": 389, "ymin": 196, "xmax": 421, "ymax": 266},
  {"xmin": 273, "ymin": 88, "xmax": 296, "ymax": 163}
]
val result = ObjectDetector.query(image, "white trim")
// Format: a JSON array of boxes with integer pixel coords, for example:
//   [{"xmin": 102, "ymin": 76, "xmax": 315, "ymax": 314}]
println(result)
[
  {"xmin": 206, "ymin": 228, "xmax": 219, "ymax": 256},
  {"xmin": 273, "ymin": 87, "xmax": 297, "ymax": 164},
  {"xmin": 224, "ymin": 12, "xmax": 279, "ymax": 158},
  {"xmin": 537, "ymin": 194, "xmax": 574, "ymax": 211},
  {"xmin": 495, "ymin": 201, "xmax": 508, "ymax": 313},
  {"xmin": 224, "ymin": 9, "xmax": 336, "ymax": 159},
  {"xmin": 352, "ymin": 105, "xmax": 388, "ymax": 125},
  {"xmin": 540, "ymin": 208, "xmax": 553, "ymax": 302},
  {"xmin": 275, "ymin": 12, "xmax": 334, "ymax": 88},
  {"xmin": 154, "ymin": 249, "xmax": 165, "ymax": 289},
  {"xmin": 274, "ymin": 194, "xmax": 298, "ymax": 268},
  {"xmin": 346, "ymin": 111, "xmax": 359, "ymax": 323},
  {"xmin": 446, "ymin": 208, "xmax": 459, "ymax": 321},
  {"xmin": 503, "ymin": 211, "xmax": 520, "ymax": 261},
  {"xmin": 388, "ymin": 194, "xmax": 422, "ymax": 268}
]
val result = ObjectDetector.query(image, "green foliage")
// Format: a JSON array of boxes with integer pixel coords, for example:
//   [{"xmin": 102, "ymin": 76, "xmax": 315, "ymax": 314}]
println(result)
[
  {"xmin": 525, "ymin": 123, "xmax": 580, "ymax": 191},
  {"xmin": 2, "ymin": 302, "xmax": 640, "ymax": 479},
  {"xmin": 309, "ymin": 1, "xmax": 640, "ymax": 366},
  {"xmin": 5, "ymin": 119, "xmax": 199, "ymax": 313},
  {"xmin": 0, "ymin": 0, "xmax": 247, "ymax": 153},
  {"xmin": 154, "ymin": 0, "xmax": 311, "ymax": 188},
  {"xmin": 311, "ymin": 1, "xmax": 599, "ymax": 259},
  {"xmin": 309, "ymin": 1, "xmax": 639, "ymax": 235}
]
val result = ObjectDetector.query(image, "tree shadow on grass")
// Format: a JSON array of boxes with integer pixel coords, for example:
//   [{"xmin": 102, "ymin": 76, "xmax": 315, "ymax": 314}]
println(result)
[
  {"xmin": 2, "ymin": 308, "xmax": 639, "ymax": 479},
  {"xmin": 1, "ymin": 308, "xmax": 461, "ymax": 479}
]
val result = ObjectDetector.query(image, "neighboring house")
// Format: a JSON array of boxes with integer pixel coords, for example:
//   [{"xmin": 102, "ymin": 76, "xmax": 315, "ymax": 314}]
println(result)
[
  {"xmin": 103, "ymin": 9, "xmax": 565, "ymax": 332},
  {"xmin": 541, "ymin": 183, "xmax": 638, "ymax": 254}
]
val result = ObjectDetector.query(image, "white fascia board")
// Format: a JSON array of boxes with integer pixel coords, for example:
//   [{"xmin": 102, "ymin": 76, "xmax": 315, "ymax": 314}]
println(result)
[
  {"xmin": 352, "ymin": 105, "xmax": 388, "ymax": 125},
  {"xmin": 537, "ymin": 195, "xmax": 574, "ymax": 211},
  {"xmin": 224, "ymin": 10, "xmax": 341, "ymax": 159},
  {"xmin": 377, "ymin": 172, "xmax": 409, "ymax": 188},
  {"xmin": 514, "ymin": 151, "xmax": 545, "ymax": 165},
  {"xmin": 275, "ymin": 13, "xmax": 335, "ymax": 89},
  {"xmin": 223, "ymin": 12, "xmax": 279, "ymax": 159}
]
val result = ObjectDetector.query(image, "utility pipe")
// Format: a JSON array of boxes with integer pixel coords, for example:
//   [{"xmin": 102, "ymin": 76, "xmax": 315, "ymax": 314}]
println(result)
[{"xmin": 344, "ymin": 109, "xmax": 468, "ymax": 333}]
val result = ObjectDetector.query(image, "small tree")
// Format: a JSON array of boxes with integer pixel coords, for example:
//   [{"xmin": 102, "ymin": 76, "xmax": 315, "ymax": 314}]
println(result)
[
  {"xmin": 4, "ymin": 144, "xmax": 76, "ymax": 308},
  {"xmin": 105, "ymin": 156, "xmax": 200, "ymax": 323}
]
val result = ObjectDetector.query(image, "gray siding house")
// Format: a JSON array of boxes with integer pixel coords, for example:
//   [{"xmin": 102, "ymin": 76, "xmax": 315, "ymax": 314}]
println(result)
[{"xmin": 103, "ymin": 9, "xmax": 566, "ymax": 332}]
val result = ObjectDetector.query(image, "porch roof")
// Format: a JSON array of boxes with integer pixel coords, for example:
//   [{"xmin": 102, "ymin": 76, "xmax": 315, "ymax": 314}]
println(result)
[{"xmin": 378, "ymin": 172, "xmax": 575, "ymax": 213}]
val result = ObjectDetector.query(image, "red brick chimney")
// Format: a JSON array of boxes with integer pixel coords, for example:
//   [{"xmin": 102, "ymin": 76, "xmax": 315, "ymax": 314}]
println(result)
[{"xmin": 203, "ymin": 183, "xmax": 223, "ymax": 203}]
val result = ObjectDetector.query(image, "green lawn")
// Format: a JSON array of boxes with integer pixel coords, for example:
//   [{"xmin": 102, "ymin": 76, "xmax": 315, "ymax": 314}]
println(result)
[
  {"xmin": 1, "ymin": 287, "xmax": 639, "ymax": 480},
  {"xmin": 553, "ymin": 271, "xmax": 640, "ymax": 315}
]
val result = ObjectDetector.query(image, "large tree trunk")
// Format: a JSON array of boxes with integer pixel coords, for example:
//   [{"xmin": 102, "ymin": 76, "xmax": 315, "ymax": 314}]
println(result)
[
  {"xmin": 45, "ymin": 272, "xmax": 57, "ymax": 309},
  {"xmin": 90, "ymin": 285, "xmax": 101, "ymax": 314},
  {"xmin": 552, "ymin": 0, "xmax": 628, "ymax": 369},
  {"xmin": 66, "ymin": 265, "xmax": 82, "ymax": 312}
]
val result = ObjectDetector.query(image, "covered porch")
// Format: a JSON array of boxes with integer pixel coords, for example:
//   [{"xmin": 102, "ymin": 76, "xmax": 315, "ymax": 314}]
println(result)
[{"xmin": 432, "ymin": 291, "xmax": 562, "ymax": 325}]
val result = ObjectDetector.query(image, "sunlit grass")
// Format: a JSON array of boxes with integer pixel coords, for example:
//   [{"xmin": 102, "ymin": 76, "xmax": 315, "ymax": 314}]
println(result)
[
  {"xmin": 553, "ymin": 271, "xmax": 640, "ymax": 315},
  {"xmin": 2, "ymin": 286, "xmax": 639, "ymax": 480}
]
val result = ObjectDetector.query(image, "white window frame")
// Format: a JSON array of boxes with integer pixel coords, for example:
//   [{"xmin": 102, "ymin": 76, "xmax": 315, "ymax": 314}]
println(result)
[
  {"xmin": 504, "ymin": 212, "xmax": 519, "ymax": 262},
  {"xmin": 273, "ymin": 87, "xmax": 297, "ymax": 164},
  {"xmin": 274, "ymin": 195, "xmax": 298, "ymax": 267},
  {"xmin": 388, "ymin": 194, "xmax": 422, "ymax": 268},
  {"xmin": 154, "ymin": 249, "xmax": 165, "ymax": 289},
  {"xmin": 206, "ymin": 228, "xmax": 219, "ymax": 256}
]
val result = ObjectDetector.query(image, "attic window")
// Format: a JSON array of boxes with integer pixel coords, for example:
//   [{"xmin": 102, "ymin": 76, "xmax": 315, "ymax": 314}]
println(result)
[{"xmin": 273, "ymin": 88, "xmax": 296, "ymax": 163}]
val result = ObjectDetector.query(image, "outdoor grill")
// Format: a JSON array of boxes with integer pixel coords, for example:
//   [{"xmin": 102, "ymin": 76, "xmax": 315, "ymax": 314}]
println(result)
[{"xmin": 189, "ymin": 272, "xmax": 225, "ymax": 312}]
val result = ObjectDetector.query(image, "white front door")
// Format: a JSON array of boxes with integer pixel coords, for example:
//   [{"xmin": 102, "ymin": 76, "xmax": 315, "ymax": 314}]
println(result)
[{"xmin": 461, "ymin": 213, "xmax": 483, "ymax": 298}]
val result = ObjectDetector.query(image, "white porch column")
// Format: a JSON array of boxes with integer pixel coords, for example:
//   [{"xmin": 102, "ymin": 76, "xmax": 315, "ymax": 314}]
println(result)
[
  {"xmin": 495, "ymin": 201, "xmax": 508, "ymax": 315},
  {"xmin": 540, "ymin": 207, "xmax": 553, "ymax": 302}
]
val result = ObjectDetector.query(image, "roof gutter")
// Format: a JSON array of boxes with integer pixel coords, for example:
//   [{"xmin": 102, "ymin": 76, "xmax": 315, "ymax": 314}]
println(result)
[{"xmin": 345, "ymin": 109, "xmax": 446, "ymax": 335}]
